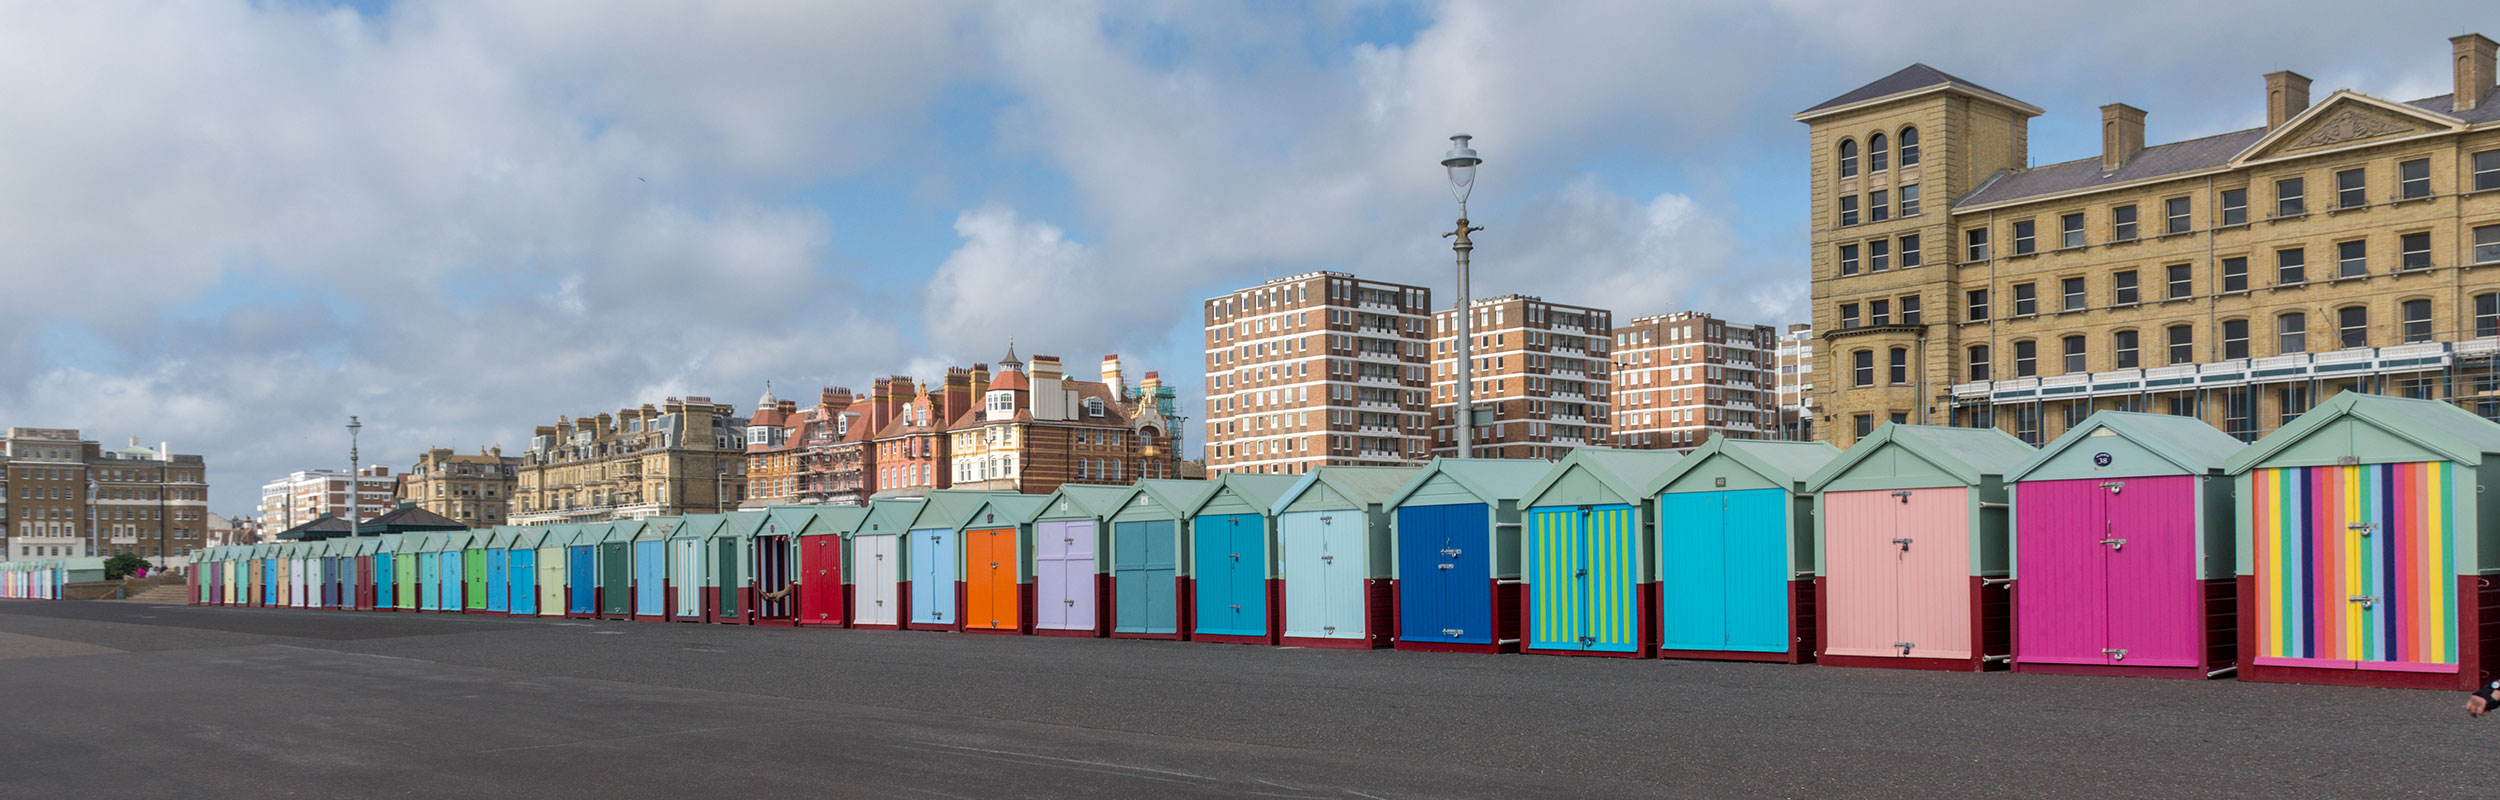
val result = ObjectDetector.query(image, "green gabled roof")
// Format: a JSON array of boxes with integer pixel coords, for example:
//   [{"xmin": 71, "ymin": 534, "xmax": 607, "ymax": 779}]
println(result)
[
  {"xmin": 904, "ymin": 490, "xmax": 1007, "ymax": 531},
  {"xmin": 1191, "ymin": 473, "xmax": 1301, "ymax": 516},
  {"xmin": 1644, "ymin": 438, "xmax": 1843, "ymax": 496},
  {"xmin": 1113, "ymin": 479, "xmax": 1221, "ymax": 521},
  {"xmin": 766, "ymin": 505, "xmax": 868, "ymax": 538},
  {"xmin": 1270, "ymin": 466, "xmax": 1422, "ymax": 515},
  {"xmin": 2008, "ymin": 411, "xmax": 2246, "ymax": 483},
  {"xmin": 707, "ymin": 510, "xmax": 770, "ymax": 540},
  {"xmin": 959, "ymin": 494, "xmax": 1049, "ymax": 529},
  {"xmin": 536, "ymin": 524, "xmax": 576, "ymax": 547},
  {"xmin": 1033, "ymin": 484, "xmax": 1132, "ymax": 521},
  {"xmin": 1805, "ymin": 423, "xmax": 2037, "ymax": 492},
  {"xmin": 856, "ymin": 498, "xmax": 925, "ymax": 537},
  {"xmin": 2224, "ymin": 392, "xmax": 2500, "ymax": 474},
  {"xmin": 670, "ymin": 514, "xmax": 721, "ymax": 540},
  {"xmin": 509, "ymin": 527, "xmax": 547, "ymax": 549},
  {"xmin": 631, "ymin": 517, "xmax": 681, "ymax": 542},
  {"xmin": 1386, "ymin": 458, "xmax": 1562, "ymax": 509},
  {"xmin": 1522, "ymin": 448, "xmax": 1688, "ymax": 507}
]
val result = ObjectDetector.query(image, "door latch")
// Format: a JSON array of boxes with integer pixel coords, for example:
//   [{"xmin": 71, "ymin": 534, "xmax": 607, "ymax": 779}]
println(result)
[
  {"xmin": 2347, "ymin": 522, "xmax": 2377, "ymax": 537},
  {"xmin": 2348, "ymin": 594, "xmax": 2381, "ymax": 608},
  {"xmin": 1442, "ymin": 628, "xmax": 1465, "ymax": 637},
  {"xmin": 1323, "ymin": 625, "xmax": 1337, "ymax": 633},
  {"xmin": 2101, "ymin": 647, "xmax": 2128, "ymax": 661},
  {"xmin": 1438, "ymin": 563, "xmax": 1455, "ymax": 570},
  {"xmin": 2099, "ymin": 481, "xmax": 2125, "ymax": 494},
  {"xmin": 1894, "ymin": 641, "xmax": 1916, "ymax": 654},
  {"xmin": 1891, "ymin": 490, "xmax": 1913, "ymax": 502},
  {"xmin": 1229, "ymin": 604, "xmax": 1242, "ymax": 611},
  {"xmin": 1064, "ymin": 599, "xmax": 1075, "ymax": 606},
  {"xmin": 1891, "ymin": 538, "xmax": 1913, "ymax": 551},
  {"xmin": 1440, "ymin": 547, "xmax": 1463, "ymax": 557},
  {"xmin": 1576, "ymin": 568, "xmax": 1589, "ymax": 577},
  {"xmin": 1321, "ymin": 555, "xmax": 1335, "ymax": 563},
  {"xmin": 2099, "ymin": 538, "xmax": 2126, "ymax": 551}
]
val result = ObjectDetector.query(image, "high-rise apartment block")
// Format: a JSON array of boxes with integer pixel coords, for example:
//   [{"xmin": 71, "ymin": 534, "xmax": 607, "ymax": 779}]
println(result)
[
  {"xmin": 511, "ymin": 398, "xmax": 748, "ymax": 524},
  {"xmin": 1802, "ymin": 34, "xmax": 2500, "ymax": 447},
  {"xmin": 5, "ymin": 429, "xmax": 209, "ymax": 561},
  {"xmin": 1608, "ymin": 311, "xmax": 1779, "ymax": 449},
  {"xmin": 1430, "ymin": 295, "xmax": 1613, "ymax": 459},
  {"xmin": 400, "ymin": 447, "xmax": 521, "ymax": 526},
  {"xmin": 1775, "ymin": 323, "xmax": 1818, "ymax": 441},
  {"xmin": 1204, "ymin": 272, "xmax": 1434, "ymax": 474},
  {"xmin": 258, "ymin": 466, "xmax": 395, "ymax": 532}
]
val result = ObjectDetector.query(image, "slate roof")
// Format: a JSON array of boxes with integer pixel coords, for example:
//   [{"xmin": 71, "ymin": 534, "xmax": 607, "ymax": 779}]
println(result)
[
  {"xmin": 271, "ymin": 515, "xmax": 356, "ymax": 541},
  {"xmin": 1955, "ymin": 127, "xmax": 2268, "ymax": 209},
  {"xmin": 1798, "ymin": 64, "xmax": 2026, "ymax": 116},
  {"xmin": 367, "ymin": 504, "xmax": 467, "ymax": 532},
  {"xmin": 2407, "ymin": 88, "xmax": 2500, "ymax": 125}
]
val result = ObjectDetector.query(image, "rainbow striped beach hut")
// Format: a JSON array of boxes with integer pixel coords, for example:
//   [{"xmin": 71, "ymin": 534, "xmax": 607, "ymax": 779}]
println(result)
[{"xmin": 2223, "ymin": 392, "xmax": 2500, "ymax": 690}]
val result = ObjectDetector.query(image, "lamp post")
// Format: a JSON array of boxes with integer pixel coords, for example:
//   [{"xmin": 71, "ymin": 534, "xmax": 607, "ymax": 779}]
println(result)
[
  {"xmin": 1441, "ymin": 135, "xmax": 1484, "ymax": 458},
  {"xmin": 346, "ymin": 416, "xmax": 361, "ymax": 539}
]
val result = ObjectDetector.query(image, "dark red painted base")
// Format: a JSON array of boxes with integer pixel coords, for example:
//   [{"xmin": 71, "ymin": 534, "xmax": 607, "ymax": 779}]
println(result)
[
  {"xmin": 850, "ymin": 623, "xmax": 903, "ymax": 631},
  {"xmin": 1192, "ymin": 633, "xmax": 1270, "ymax": 645},
  {"xmin": 1035, "ymin": 627, "xmax": 1098, "ymax": 638},
  {"xmin": 2235, "ymin": 575, "xmax": 2492, "ymax": 691},
  {"xmin": 1393, "ymin": 640, "xmax": 1509, "ymax": 654},
  {"xmin": 2013, "ymin": 662, "xmax": 2214, "ymax": 679}
]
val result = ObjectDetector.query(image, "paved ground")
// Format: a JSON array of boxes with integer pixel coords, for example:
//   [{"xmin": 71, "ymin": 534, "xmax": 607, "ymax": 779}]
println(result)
[{"xmin": 0, "ymin": 601, "xmax": 2486, "ymax": 799}]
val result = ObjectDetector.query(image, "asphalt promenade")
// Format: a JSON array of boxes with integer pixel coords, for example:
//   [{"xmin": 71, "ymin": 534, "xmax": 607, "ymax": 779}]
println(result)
[{"xmin": 0, "ymin": 600, "xmax": 2480, "ymax": 798}]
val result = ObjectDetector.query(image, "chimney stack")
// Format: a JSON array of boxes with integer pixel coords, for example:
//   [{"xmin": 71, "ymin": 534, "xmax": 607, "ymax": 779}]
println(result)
[
  {"xmin": 2458, "ymin": 34, "xmax": 2497, "ymax": 113},
  {"xmin": 969, "ymin": 364, "xmax": 990, "ymax": 406},
  {"xmin": 2100, "ymin": 103, "xmax": 2145, "ymax": 172},
  {"xmin": 2266, "ymin": 71, "xmax": 2311, "ymax": 130},
  {"xmin": 1031, "ymin": 355, "xmax": 1063, "ymax": 381},
  {"xmin": 1101, "ymin": 355, "xmax": 1126, "ymax": 398}
]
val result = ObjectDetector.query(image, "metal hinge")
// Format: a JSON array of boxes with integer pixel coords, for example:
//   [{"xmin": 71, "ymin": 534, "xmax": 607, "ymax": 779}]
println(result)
[{"xmin": 2102, "ymin": 647, "xmax": 2128, "ymax": 661}]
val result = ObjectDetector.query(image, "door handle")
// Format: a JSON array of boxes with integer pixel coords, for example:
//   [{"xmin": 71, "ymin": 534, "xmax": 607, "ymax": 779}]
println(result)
[{"xmin": 2099, "ymin": 538, "xmax": 2126, "ymax": 551}]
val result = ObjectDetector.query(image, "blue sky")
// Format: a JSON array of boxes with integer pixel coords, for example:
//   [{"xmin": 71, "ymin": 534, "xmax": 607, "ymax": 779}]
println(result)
[{"xmin": 0, "ymin": 1, "xmax": 2486, "ymax": 517}]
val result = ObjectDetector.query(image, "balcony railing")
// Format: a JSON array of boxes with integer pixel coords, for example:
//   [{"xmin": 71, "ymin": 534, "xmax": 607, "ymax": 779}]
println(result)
[{"xmin": 1950, "ymin": 340, "xmax": 2480, "ymax": 403}]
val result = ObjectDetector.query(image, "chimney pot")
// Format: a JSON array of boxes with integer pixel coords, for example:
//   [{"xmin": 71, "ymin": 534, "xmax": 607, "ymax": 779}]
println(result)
[
  {"xmin": 2099, "ymin": 103, "xmax": 2145, "ymax": 172},
  {"xmin": 2456, "ymin": 34, "xmax": 2497, "ymax": 113},
  {"xmin": 2266, "ymin": 71, "xmax": 2311, "ymax": 130}
]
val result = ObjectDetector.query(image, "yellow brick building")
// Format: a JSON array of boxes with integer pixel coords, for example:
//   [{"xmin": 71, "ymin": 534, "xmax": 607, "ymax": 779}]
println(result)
[{"xmin": 1799, "ymin": 33, "xmax": 2500, "ymax": 446}]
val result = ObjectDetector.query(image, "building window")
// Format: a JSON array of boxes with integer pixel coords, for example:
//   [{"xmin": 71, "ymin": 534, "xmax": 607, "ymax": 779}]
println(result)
[
  {"xmin": 2275, "ymin": 177, "xmax": 2305, "ymax": 216},
  {"xmin": 2165, "ymin": 263, "xmax": 2192, "ymax": 300},
  {"xmin": 2277, "ymin": 248, "xmax": 2306, "ymax": 285},
  {"xmin": 2113, "ymin": 270, "xmax": 2139, "ymax": 306},
  {"xmin": 2014, "ymin": 339, "xmax": 2038, "ymax": 377},
  {"xmin": 1899, "ymin": 184, "xmax": 1920, "ymax": 217},
  {"xmin": 1852, "ymin": 349, "xmax": 1874, "ymax": 387},
  {"xmin": 2167, "ymin": 324, "xmax": 2194, "ymax": 365},
  {"xmin": 1966, "ymin": 289, "xmax": 1990, "ymax": 321},
  {"xmin": 2015, "ymin": 405, "xmax": 2042, "ymax": 445},
  {"xmin": 2335, "ymin": 168, "xmax": 2366, "ymax": 209},
  {"xmin": 2012, "ymin": 219, "xmax": 2037, "ymax": 254},
  {"xmin": 1888, "ymin": 347, "xmax": 1908, "ymax": 384},
  {"xmin": 2063, "ymin": 400, "xmax": 2089, "ymax": 430},
  {"xmin": 1898, "ymin": 126, "xmax": 1919, "ymax": 167},
  {"xmin": 1968, "ymin": 345, "xmax": 1991, "ymax": 382},
  {"xmin": 2476, "ymin": 223, "xmax": 2500, "ymax": 264},
  {"xmin": 2401, "ymin": 231, "xmax": 2433, "ymax": 270},
  {"xmin": 2012, "ymin": 282, "xmax": 2037, "ymax": 316},
  {"xmin": 1838, "ymin": 243, "xmax": 1860, "ymax": 276},
  {"xmin": 1899, "ymin": 234, "xmax": 1922, "ymax": 268},
  {"xmin": 1868, "ymin": 132, "xmax": 1889, "ymax": 172},
  {"xmin": 1966, "ymin": 228, "xmax": 1990, "ymax": 261},
  {"xmin": 2113, "ymin": 329, "xmax": 2140, "ymax": 368},
  {"xmin": 1869, "ymin": 189, "xmax": 1890, "ymax": 222},
  {"xmin": 2336, "ymin": 239, "xmax": 2366, "ymax": 278},
  {"xmin": 2223, "ymin": 389, "xmax": 2255, "ymax": 441},
  {"xmin": 1853, "ymin": 413, "xmax": 1875, "ymax": 439},
  {"xmin": 2336, "ymin": 305, "xmax": 2368, "ymax": 348},
  {"xmin": 2279, "ymin": 383, "xmax": 2311, "ymax": 427},
  {"xmin": 2402, "ymin": 299, "xmax": 2434, "ymax": 343},
  {"xmin": 1838, "ymin": 195, "xmax": 1859, "ymax": 226},
  {"xmin": 2222, "ymin": 319, "xmax": 2250, "ymax": 359},
  {"xmin": 2164, "ymin": 196, "xmax": 2192, "ymax": 234},
  {"xmin": 2060, "ymin": 212, "xmax": 2086, "ymax": 248},
  {"xmin": 1900, "ymin": 295, "xmax": 1922, "ymax": 325},
  {"xmin": 2479, "ymin": 293, "xmax": 2499, "ymax": 338},
  {"xmin": 2213, "ymin": 189, "xmax": 2254, "ymax": 229},
  {"xmin": 2277, "ymin": 312, "xmax": 2307, "ymax": 354},
  {"xmin": 1870, "ymin": 298, "xmax": 1891, "ymax": 326},
  {"xmin": 1869, "ymin": 239, "xmax": 1891, "ymax": 271},
  {"xmin": 2222, "ymin": 256, "xmax": 2249, "ymax": 293},
  {"xmin": 2061, "ymin": 276, "xmax": 2087, "ymax": 311},
  {"xmin": 2062, "ymin": 334, "xmax": 2087, "ymax": 373},
  {"xmin": 1837, "ymin": 139, "xmax": 1858, "ymax": 178},
  {"xmin": 2476, "ymin": 149, "xmax": 2500, "ymax": 192},
  {"xmin": 1840, "ymin": 303, "xmax": 1859, "ymax": 329},
  {"xmin": 2112, "ymin": 204, "xmax": 2138, "ymax": 241},
  {"xmin": 2401, "ymin": 158, "xmax": 2432, "ymax": 199}
]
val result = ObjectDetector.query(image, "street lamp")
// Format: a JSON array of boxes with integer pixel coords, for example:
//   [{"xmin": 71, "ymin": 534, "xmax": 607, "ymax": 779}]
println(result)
[
  {"xmin": 346, "ymin": 416, "xmax": 361, "ymax": 539},
  {"xmin": 1442, "ymin": 134, "xmax": 1484, "ymax": 458}
]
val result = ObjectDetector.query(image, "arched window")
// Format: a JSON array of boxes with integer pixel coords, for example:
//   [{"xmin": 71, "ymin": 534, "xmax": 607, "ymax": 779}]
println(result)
[
  {"xmin": 1837, "ymin": 139, "xmax": 1859, "ymax": 178},
  {"xmin": 2277, "ymin": 312, "xmax": 2308, "ymax": 354},
  {"xmin": 2401, "ymin": 298, "xmax": 2434, "ymax": 343},
  {"xmin": 1967, "ymin": 345, "xmax": 1991, "ymax": 382},
  {"xmin": 2113, "ymin": 329, "xmax": 2140, "ymax": 368},
  {"xmin": 1899, "ymin": 126, "xmax": 1920, "ymax": 167},
  {"xmin": 1869, "ymin": 132, "xmax": 1889, "ymax": 172}
]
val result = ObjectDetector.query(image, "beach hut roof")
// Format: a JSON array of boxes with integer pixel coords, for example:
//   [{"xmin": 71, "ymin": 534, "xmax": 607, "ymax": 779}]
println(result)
[
  {"xmin": 1521, "ymin": 448, "xmax": 1688, "ymax": 507},
  {"xmin": 1805, "ymin": 423, "xmax": 2037, "ymax": 492},
  {"xmin": 1190, "ymin": 473, "xmax": 1301, "ymax": 517},
  {"xmin": 1383, "ymin": 458, "xmax": 1557, "ymax": 508},
  {"xmin": 1645, "ymin": 438, "xmax": 1843, "ymax": 495},
  {"xmin": 904, "ymin": 490, "xmax": 1010, "ymax": 531},
  {"xmin": 1270, "ymin": 466, "xmax": 1421, "ymax": 515},
  {"xmin": 856, "ymin": 498, "xmax": 925, "ymax": 536},
  {"xmin": 2223, "ymin": 392, "xmax": 2500, "ymax": 474},
  {"xmin": 1113, "ymin": 479, "xmax": 1222, "ymax": 520},
  {"xmin": 2007, "ymin": 411, "xmax": 2247, "ymax": 483}
]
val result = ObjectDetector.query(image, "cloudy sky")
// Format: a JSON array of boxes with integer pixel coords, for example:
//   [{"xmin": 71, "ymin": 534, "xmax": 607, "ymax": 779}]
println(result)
[{"xmin": 0, "ymin": 1, "xmax": 2484, "ymax": 516}]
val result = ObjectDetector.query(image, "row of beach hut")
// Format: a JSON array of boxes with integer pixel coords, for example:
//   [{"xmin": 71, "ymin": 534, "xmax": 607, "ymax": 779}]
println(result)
[{"xmin": 15, "ymin": 393, "xmax": 2497, "ymax": 691}]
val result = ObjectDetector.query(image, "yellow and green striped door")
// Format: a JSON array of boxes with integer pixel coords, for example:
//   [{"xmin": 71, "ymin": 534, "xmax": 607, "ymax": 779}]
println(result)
[{"xmin": 1527, "ymin": 504, "xmax": 1638, "ymax": 654}]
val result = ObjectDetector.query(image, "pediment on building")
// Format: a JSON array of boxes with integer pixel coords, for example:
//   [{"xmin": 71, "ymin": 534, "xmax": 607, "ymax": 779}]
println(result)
[{"xmin": 2232, "ymin": 92, "xmax": 2463, "ymax": 166}]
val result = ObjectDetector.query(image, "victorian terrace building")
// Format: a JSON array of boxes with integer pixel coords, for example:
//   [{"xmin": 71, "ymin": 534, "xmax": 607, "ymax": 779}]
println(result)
[
  {"xmin": 1429, "ymin": 295, "xmax": 1613, "ymax": 459},
  {"xmin": 511, "ymin": 398, "xmax": 748, "ymax": 525},
  {"xmin": 1205, "ymin": 272, "xmax": 1434, "ymax": 475},
  {"xmin": 1801, "ymin": 34, "xmax": 2500, "ymax": 447},
  {"xmin": 401, "ymin": 446, "xmax": 521, "ymax": 526},
  {"xmin": 950, "ymin": 351, "xmax": 1182, "ymax": 494}
]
